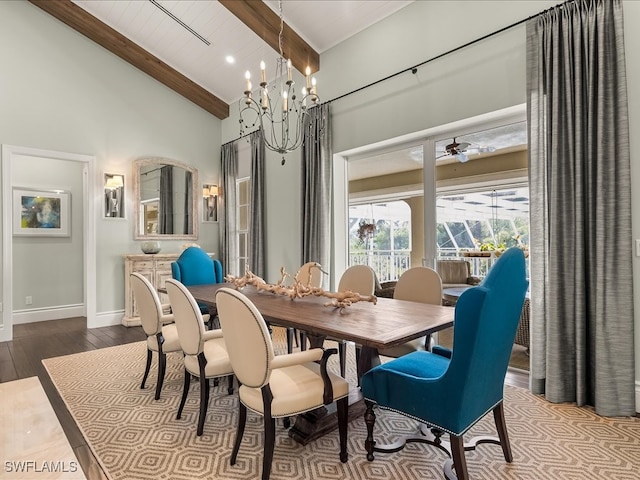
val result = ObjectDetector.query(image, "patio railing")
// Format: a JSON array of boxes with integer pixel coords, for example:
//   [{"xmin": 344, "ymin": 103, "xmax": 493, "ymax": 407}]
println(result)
[{"xmin": 349, "ymin": 250, "xmax": 411, "ymax": 283}]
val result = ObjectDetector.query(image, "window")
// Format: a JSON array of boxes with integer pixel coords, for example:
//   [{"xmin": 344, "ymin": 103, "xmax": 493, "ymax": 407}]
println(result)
[
  {"xmin": 237, "ymin": 177, "xmax": 250, "ymax": 275},
  {"xmin": 348, "ymin": 201, "xmax": 411, "ymax": 282},
  {"xmin": 437, "ymin": 185, "xmax": 530, "ymax": 276}
]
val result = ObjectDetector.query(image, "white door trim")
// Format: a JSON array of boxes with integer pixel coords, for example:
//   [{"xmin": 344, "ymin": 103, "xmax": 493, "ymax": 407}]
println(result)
[{"xmin": 1, "ymin": 145, "xmax": 97, "ymax": 342}]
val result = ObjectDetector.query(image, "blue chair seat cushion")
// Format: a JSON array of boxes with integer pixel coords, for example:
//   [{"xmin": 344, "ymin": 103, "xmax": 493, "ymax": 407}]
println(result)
[{"xmin": 361, "ymin": 351, "xmax": 450, "ymax": 421}]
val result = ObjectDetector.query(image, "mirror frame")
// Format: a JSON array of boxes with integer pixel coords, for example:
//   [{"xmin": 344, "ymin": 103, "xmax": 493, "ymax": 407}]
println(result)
[{"xmin": 133, "ymin": 157, "xmax": 199, "ymax": 240}]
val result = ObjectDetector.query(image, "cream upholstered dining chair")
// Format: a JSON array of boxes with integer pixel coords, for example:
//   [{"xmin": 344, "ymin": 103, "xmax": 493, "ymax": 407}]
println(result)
[
  {"xmin": 286, "ymin": 261, "xmax": 325, "ymax": 353},
  {"xmin": 130, "ymin": 272, "xmax": 182, "ymax": 401},
  {"xmin": 296, "ymin": 261, "xmax": 324, "ymax": 288},
  {"xmin": 334, "ymin": 264, "xmax": 376, "ymax": 376},
  {"xmin": 165, "ymin": 279, "xmax": 234, "ymax": 437},
  {"xmin": 215, "ymin": 287, "xmax": 349, "ymax": 480},
  {"xmin": 377, "ymin": 266, "xmax": 443, "ymax": 358}
]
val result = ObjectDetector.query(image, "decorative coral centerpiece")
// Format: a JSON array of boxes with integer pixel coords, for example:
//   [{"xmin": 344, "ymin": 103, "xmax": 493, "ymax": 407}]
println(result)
[{"xmin": 225, "ymin": 265, "xmax": 377, "ymax": 313}]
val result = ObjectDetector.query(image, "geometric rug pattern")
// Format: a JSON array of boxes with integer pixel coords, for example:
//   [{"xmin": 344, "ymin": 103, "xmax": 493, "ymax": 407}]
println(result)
[{"xmin": 42, "ymin": 329, "xmax": 640, "ymax": 480}]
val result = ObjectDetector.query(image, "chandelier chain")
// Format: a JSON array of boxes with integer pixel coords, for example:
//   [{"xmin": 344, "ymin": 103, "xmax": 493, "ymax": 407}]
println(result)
[
  {"xmin": 278, "ymin": 0, "xmax": 284, "ymax": 57},
  {"xmin": 238, "ymin": 0, "xmax": 320, "ymax": 159}
]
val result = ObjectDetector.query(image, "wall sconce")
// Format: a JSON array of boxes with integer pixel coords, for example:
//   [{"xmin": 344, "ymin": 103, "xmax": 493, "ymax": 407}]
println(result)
[
  {"xmin": 202, "ymin": 184, "xmax": 218, "ymax": 222},
  {"xmin": 104, "ymin": 173, "xmax": 125, "ymax": 218}
]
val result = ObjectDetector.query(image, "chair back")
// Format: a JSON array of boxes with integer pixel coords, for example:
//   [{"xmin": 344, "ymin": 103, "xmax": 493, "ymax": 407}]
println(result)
[
  {"xmin": 165, "ymin": 279, "xmax": 207, "ymax": 356},
  {"xmin": 216, "ymin": 287, "xmax": 274, "ymax": 388},
  {"xmin": 338, "ymin": 265, "xmax": 376, "ymax": 295},
  {"xmin": 296, "ymin": 262, "xmax": 323, "ymax": 288},
  {"xmin": 171, "ymin": 246, "xmax": 223, "ymax": 286},
  {"xmin": 436, "ymin": 259, "xmax": 471, "ymax": 285},
  {"xmin": 130, "ymin": 273, "xmax": 164, "ymax": 337},
  {"xmin": 393, "ymin": 267, "xmax": 442, "ymax": 305},
  {"xmin": 445, "ymin": 247, "xmax": 528, "ymax": 427}
]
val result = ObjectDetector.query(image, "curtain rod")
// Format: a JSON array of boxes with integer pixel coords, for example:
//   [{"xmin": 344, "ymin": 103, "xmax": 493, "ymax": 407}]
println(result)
[
  {"xmin": 221, "ymin": 0, "xmax": 570, "ymax": 145},
  {"xmin": 222, "ymin": 128, "xmax": 256, "ymax": 148},
  {"xmin": 326, "ymin": 0, "xmax": 570, "ymax": 105}
]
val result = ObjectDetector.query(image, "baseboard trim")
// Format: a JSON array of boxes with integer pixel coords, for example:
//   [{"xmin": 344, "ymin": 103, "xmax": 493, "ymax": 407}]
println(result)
[
  {"xmin": 90, "ymin": 310, "xmax": 125, "ymax": 328},
  {"xmin": 13, "ymin": 305, "xmax": 84, "ymax": 324}
]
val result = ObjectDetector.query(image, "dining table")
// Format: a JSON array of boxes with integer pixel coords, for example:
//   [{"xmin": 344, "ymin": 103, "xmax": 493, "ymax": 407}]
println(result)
[
  {"xmin": 181, "ymin": 283, "xmax": 454, "ymax": 377},
  {"xmin": 165, "ymin": 282, "xmax": 455, "ymax": 444}
]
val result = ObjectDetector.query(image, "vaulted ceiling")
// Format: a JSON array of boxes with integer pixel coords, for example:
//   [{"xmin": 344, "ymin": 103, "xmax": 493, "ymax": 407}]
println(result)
[{"xmin": 29, "ymin": 0, "xmax": 412, "ymax": 119}]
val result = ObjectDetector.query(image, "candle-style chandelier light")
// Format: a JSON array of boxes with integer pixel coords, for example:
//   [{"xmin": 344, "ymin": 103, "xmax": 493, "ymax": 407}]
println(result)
[{"xmin": 239, "ymin": 0, "xmax": 318, "ymax": 161}]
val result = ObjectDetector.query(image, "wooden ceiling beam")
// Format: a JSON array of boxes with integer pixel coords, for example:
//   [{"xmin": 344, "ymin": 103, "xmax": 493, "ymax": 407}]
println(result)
[
  {"xmin": 219, "ymin": 0, "xmax": 320, "ymax": 74},
  {"xmin": 29, "ymin": 0, "xmax": 229, "ymax": 119}
]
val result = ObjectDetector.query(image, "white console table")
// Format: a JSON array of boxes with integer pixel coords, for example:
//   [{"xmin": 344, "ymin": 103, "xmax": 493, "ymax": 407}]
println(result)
[{"xmin": 122, "ymin": 252, "xmax": 215, "ymax": 327}]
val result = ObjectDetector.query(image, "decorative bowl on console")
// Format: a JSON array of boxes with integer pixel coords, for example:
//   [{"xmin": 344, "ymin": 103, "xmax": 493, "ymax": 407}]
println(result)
[{"xmin": 140, "ymin": 241, "xmax": 161, "ymax": 254}]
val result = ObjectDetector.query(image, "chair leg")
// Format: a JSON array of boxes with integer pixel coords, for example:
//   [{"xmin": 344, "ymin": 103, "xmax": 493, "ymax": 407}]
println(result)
[
  {"xmin": 286, "ymin": 327, "xmax": 294, "ymax": 354},
  {"xmin": 493, "ymin": 402, "xmax": 513, "ymax": 462},
  {"xmin": 227, "ymin": 374, "xmax": 234, "ymax": 395},
  {"xmin": 355, "ymin": 345, "xmax": 361, "ymax": 386},
  {"xmin": 262, "ymin": 414, "xmax": 276, "ymax": 480},
  {"xmin": 197, "ymin": 377, "xmax": 210, "ymax": 436},
  {"xmin": 338, "ymin": 341, "xmax": 347, "ymax": 377},
  {"xmin": 140, "ymin": 348, "xmax": 152, "ymax": 389},
  {"xmin": 177, "ymin": 369, "xmax": 190, "ymax": 419},
  {"xmin": 299, "ymin": 332, "xmax": 307, "ymax": 351},
  {"xmin": 364, "ymin": 400, "xmax": 377, "ymax": 461},
  {"xmin": 450, "ymin": 434, "xmax": 470, "ymax": 480},
  {"xmin": 231, "ymin": 402, "xmax": 247, "ymax": 465},
  {"xmin": 154, "ymin": 351, "xmax": 166, "ymax": 400},
  {"xmin": 337, "ymin": 397, "xmax": 349, "ymax": 463}
]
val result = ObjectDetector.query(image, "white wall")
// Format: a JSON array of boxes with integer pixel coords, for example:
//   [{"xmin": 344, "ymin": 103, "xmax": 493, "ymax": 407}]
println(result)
[
  {"xmin": 0, "ymin": 1, "xmax": 222, "ymax": 330},
  {"xmin": 222, "ymin": 0, "xmax": 640, "ymax": 404}
]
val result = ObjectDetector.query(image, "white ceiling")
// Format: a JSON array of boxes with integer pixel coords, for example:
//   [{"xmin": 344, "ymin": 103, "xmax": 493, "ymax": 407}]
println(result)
[
  {"xmin": 68, "ymin": 1, "xmax": 527, "ymax": 182},
  {"xmin": 73, "ymin": 0, "xmax": 413, "ymax": 105}
]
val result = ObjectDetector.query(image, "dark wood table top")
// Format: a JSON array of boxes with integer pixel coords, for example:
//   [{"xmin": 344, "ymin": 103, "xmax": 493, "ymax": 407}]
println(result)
[{"xmin": 181, "ymin": 284, "xmax": 454, "ymax": 351}]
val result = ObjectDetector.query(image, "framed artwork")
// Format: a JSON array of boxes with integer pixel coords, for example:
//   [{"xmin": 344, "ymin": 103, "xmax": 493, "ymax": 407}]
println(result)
[{"xmin": 13, "ymin": 188, "xmax": 71, "ymax": 237}]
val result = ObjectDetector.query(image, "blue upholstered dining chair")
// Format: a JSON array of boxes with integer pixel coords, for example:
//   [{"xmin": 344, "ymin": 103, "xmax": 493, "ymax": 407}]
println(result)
[
  {"xmin": 171, "ymin": 246, "xmax": 223, "ymax": 326},
  {"xmin": 361, "ymin": 247, "xmax": 528, "ymax": 480}
]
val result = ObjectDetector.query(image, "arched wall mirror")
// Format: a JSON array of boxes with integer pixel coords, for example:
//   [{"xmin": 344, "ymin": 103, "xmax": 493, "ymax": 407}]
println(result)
[{"xmin": 133, "ymin": 157, "xmax": 199, "ymax": 240}]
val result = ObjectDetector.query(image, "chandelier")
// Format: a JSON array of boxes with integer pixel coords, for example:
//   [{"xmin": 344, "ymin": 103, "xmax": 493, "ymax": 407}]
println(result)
[{"xmin": 239, "ymin": 0, "xmax": 318, "ymax": 161}]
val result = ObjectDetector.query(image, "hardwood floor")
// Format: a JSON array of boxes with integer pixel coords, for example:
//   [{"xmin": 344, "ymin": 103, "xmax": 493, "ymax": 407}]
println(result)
[
  {"xmin": 0, "ymin": 317, "xmax": 529, "ymax": 478},
  {"xmin": 0, "ymin": 317, "xmax": 146, "ymax": 480}
]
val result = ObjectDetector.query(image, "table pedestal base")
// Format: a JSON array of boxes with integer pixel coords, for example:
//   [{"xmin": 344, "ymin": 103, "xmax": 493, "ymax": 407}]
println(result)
[{"xmin": 288, "ymin": 389, "xmax": 366, "ymax": 445}]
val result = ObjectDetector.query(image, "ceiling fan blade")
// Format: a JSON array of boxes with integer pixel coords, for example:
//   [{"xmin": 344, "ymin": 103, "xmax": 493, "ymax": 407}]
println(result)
[
  {"xmin": 457, "ymin": 142, "xmax": 471, "ymax": 151},
  {"xmin": 456, "ymin": 152, "xmax": 469, "ymax": 163}
]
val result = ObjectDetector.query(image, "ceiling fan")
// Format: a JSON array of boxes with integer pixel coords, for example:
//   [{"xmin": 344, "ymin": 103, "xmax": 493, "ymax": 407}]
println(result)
[{"xmin": 436, "ymin": 138, "xmax": 472, "ymax": 163}]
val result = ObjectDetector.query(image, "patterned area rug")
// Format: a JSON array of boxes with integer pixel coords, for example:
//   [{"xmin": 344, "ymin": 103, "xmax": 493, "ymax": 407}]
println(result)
[{"xmin": 42, "ymin": 328, "xmax": 640, "ymax": 480}]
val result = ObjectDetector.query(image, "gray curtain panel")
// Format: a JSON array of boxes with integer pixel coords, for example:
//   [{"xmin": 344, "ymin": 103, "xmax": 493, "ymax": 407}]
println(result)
[
  {"xmin": 159, "ymin": 165, "xmax": 173, "ymax": 234},
  {"xmin": 527, "ymin": 0, "xmax": 635, "ymax": 416},
  {"xmin": 250, "ymin": 130, "xmax": 266, "ymax": 279},
  {"xmin": 301, "ymin": 103, "xmax": 332, "ymax": 289},
  {"xmin": 220, "ymin": 141, "xmax": 239, "ymax": 277}
]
